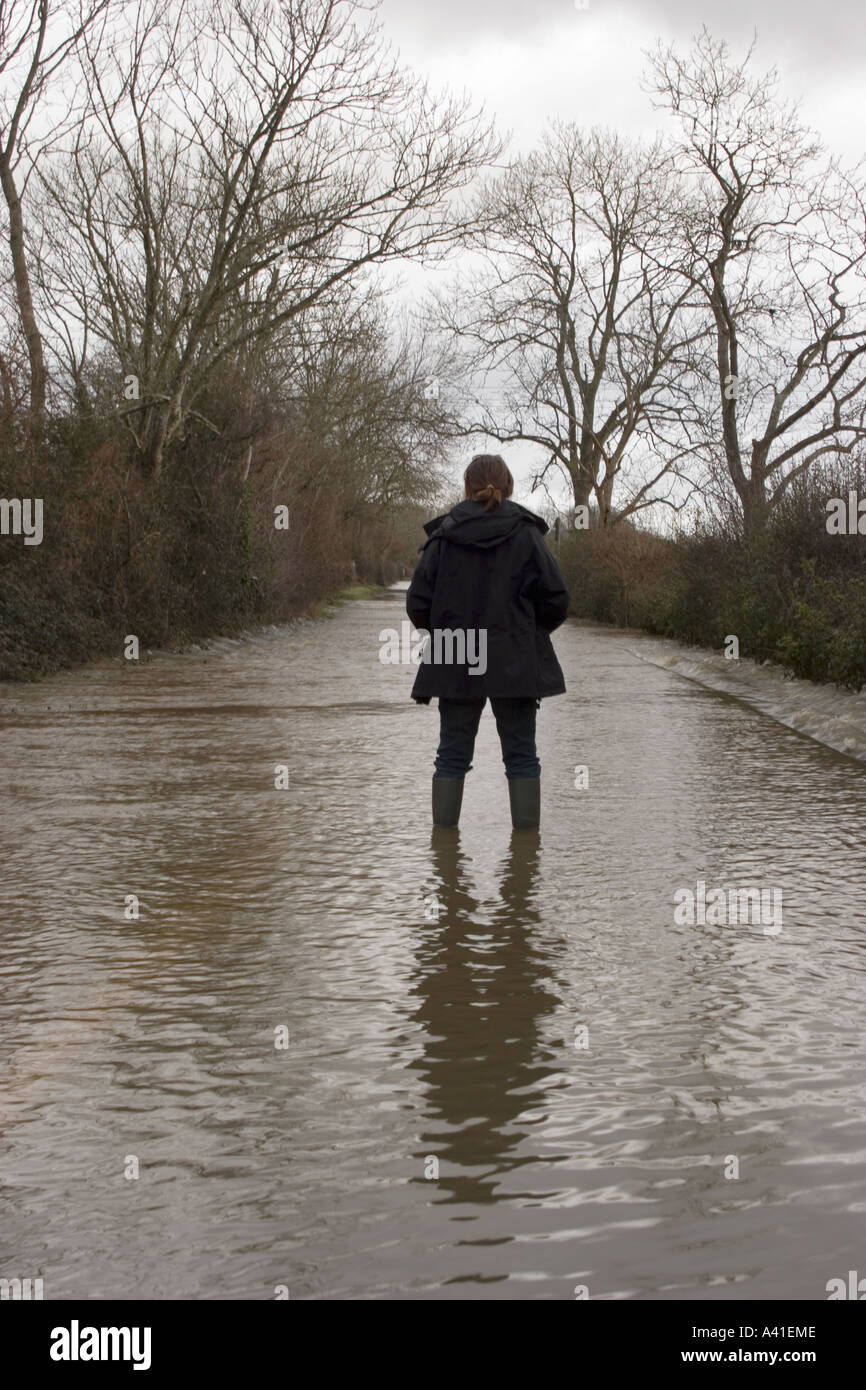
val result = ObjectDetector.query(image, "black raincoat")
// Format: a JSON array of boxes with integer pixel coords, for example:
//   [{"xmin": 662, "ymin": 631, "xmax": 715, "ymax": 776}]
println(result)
[{"xmin": 406, "ymin": 499, "xmax": 569, "ymax": 703}]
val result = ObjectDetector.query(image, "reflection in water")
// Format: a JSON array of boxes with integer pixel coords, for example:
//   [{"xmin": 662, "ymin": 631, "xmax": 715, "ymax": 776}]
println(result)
[{"xmin": 410, "ymin": 830, "xmax": 564, "ymax": 1206}]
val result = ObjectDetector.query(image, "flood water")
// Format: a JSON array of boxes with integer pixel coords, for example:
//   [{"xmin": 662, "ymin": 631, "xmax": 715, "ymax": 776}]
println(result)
[{"xmin": 1, "ymin": 586, "xmax": 865, "ymax": 1301}]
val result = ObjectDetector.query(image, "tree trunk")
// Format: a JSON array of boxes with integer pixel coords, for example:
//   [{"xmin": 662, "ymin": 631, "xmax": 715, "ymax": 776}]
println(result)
[
  {"xmin": 738, "ymin": 474, "xmax": 770, "ymax": 537},
  {"xmin": 596, "ymin": 473, "xmax": 615, "ymax": 526},
  {"xmin": 142, "ymin": 391, "xmax": 186, "ymax": 480},
  {"xmin": 570, "ymin": 460, "xmax": 594, "ymax": 513},
  {"xmin": 0, "ymin": 155, "xmax": 46, "ymax": 427},
  {"xmin": 143, "ymin": 408, "xmax": 168, "ymax": 480}
]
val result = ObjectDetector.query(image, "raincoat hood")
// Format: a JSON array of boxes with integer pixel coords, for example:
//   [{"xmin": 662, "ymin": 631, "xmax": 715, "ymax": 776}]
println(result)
[{"xmin": 421, "ymin": 499, "xmax": 549, "ymax": 551}]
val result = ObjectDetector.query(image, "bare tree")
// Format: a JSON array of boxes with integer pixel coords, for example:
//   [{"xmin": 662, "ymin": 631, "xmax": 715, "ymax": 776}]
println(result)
[
  {"xmin": 0, "ymin": 0, "xmax": 107, "ymax": 427},
  {"xmin": 436, "ymin": 123, "xmax": 707, "ymax": 524},
  {"xmin": 646, "ymin": 29, "xmax": 866, "ymax": 534},
  {"xmin": 37, "ymin": 0, "xmax": 497, "ymax": 478},
  {"xmin": 250, "ymin": 294, "xmax": 452, "ymax": 513}
]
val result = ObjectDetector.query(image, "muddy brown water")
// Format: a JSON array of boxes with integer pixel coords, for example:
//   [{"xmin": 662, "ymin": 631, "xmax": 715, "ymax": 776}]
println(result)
[{"xmin": 1, "ymin": 587, "xmax": 865, "ymax": 1300}]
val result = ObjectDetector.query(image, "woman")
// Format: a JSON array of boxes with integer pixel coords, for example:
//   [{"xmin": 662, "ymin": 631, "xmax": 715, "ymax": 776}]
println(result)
[{"xmin": 407, "ymin": 454, "xmax": 570, "ymax": 830}]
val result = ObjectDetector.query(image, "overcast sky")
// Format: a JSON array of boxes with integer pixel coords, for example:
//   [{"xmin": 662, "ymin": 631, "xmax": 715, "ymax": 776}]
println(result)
[
  {"xmin": 378, "ymin": 0, "xmax": 866, "ymax": 157},
  {"xmin": 373, "ymin": 0, "xmax": 866, "ymax": 507}
]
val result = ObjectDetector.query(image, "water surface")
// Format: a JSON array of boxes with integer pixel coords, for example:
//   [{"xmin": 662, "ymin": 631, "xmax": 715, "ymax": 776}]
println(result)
[{"xmin": 1, "ymin": 591, "xmax": 865, "ymax": 1300}]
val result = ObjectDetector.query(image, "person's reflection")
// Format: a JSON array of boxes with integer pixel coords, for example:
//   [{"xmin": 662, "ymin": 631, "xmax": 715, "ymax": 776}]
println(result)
[{"xmin": 408, "ymin": 827, "xmax": 563, "ymax": 1206}]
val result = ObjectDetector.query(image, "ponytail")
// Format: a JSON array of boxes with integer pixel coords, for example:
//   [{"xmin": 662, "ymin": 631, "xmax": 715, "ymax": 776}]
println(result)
[{"xmin": 464, "ymin": 454, "xmax": 513, "ymax": 512}]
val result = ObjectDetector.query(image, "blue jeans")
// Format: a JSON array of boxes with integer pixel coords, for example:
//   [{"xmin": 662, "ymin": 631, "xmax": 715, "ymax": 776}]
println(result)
[{"xmin": 435, "ymin": 698, "xmax": 540, "ymax": 780}]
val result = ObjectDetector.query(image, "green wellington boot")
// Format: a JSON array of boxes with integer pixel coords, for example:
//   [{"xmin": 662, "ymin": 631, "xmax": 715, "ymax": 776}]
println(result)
[
  {"xmin": 432, "ymin": 776, "xmax": 464, "ymax": 828},
  {"xmin": 508, "ymin": 778, "xmax": 540, "ymax": 830}
]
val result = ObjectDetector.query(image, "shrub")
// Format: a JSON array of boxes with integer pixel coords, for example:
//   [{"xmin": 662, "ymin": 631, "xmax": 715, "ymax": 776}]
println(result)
[{"xmin": 557, "ymin": 466, "xmax": 866, "ymax": 690}]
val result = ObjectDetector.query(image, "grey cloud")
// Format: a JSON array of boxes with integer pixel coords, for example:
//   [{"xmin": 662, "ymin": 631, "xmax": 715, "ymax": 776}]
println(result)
[{"xmin": 378, "ymin": 0, "xmax": 866, "ymax": 72}]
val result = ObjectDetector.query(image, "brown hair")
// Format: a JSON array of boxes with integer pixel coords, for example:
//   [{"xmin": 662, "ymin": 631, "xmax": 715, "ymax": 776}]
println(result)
[{"xmin": 464, "ymin": 454, "xmax": 514, "ymax": 513}]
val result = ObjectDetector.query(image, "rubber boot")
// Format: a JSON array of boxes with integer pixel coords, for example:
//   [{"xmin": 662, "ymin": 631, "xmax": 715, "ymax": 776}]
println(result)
[
  {"xmin": 508, "ymin": 777, "xmax": 540, "ymax": 830},
  {"xmin": 432, "ymin": 776, "xmax": 464, "ymax": 828}
]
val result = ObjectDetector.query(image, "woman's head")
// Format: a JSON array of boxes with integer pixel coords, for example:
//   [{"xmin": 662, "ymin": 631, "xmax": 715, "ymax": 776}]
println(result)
[{"xmin": 464, "ymin": 454, "xmax": 514, "ymax": 512}]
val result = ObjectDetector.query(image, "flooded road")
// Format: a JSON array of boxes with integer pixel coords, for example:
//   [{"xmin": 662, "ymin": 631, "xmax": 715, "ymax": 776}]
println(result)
[{"xmin": 1, "ymin": 587, "xmax": 866, "ymax": 1301}]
